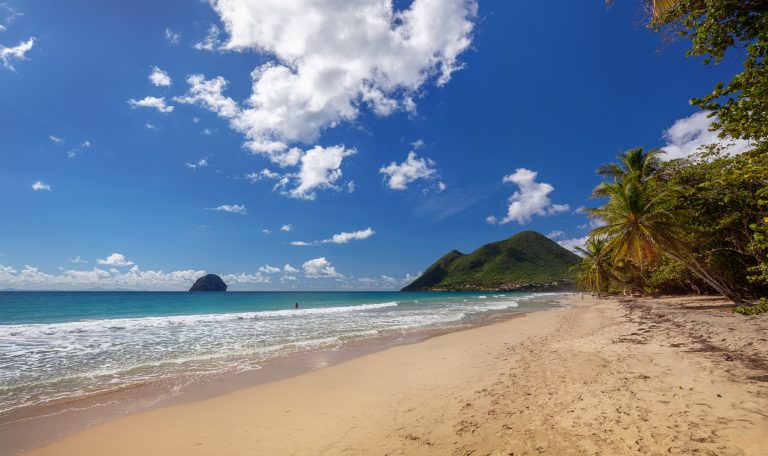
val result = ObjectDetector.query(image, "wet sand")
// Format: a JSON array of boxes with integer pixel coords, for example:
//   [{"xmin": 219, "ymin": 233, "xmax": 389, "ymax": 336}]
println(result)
[{"xmin": 21, "ymin": 296, "xmax": 768, "ymax": 455}]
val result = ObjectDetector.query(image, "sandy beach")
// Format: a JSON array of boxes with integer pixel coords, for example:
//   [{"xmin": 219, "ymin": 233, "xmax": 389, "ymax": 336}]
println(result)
[{"xmin": 22, "ymin": 296, "xmax": 768, "ymax": 455}]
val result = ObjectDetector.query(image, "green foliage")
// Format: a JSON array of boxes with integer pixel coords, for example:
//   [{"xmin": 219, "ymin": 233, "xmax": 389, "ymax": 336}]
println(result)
[
  {"xmin": 578, "ymin": 147, "xmax": 766, "ymax": 303},
  {"xmin": 732, "ymin": 298, "xmax": 768, "ymax": 315},
  {"xmin": 654, "ymin": 0, "xmax": 768, "ymax": 145},
  {"xmin": 401, "ymin": 231, "xmax": 581, "ymax": 291}
]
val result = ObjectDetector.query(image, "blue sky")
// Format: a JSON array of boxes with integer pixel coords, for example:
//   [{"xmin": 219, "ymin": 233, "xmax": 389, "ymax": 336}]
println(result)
[{"xmin": 0, "ymin": 0, "xmax": 744, "ymax": 290}]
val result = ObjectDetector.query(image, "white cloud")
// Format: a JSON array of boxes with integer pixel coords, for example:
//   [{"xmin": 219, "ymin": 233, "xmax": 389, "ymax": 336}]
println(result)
[
  {"xmin": 145, "ymin": 123, "xmax": 158, "ymax": 130},
  {"xmin": 97, "ymin": 253, "xmax": 135, "ymax": 267},
  {"xmin": 149, "ymin": 66, "xmax": 172, "ymax": 87},
  {"xmin": 485, "ymin": 215, "xmax": 497, "ymax": 225},
  {"xmin": 127, "ymin": 96, "xmax": 174, "ymax": 113},
  {"xmin": 411, "ymin": 139, "xmax": 425, "ymax": 149},
  {"xmin": 258, "ymin": 264, "xmax": 281, "ymax": 274},
  {"xmin": 221, "ymin": 272, "xmax": 270, "ymax": 284},
  {"xmin": 380, "ymin": 151, "xmax": 438, "ymax": 190},
  {"xmin": 206, "ymin": 204, "xmax": 247, "ymax": 215},
  {"xmin": 1, "ymin": 37, "xmax": 35, "ymax": 71},
  {"xmin": 180, "ymin": 0, "xmax": 476, "ymax": 156},
  {"xmin": 491, "ymin": 168, "xmax": 570, "ymax": 225},
  {"xmin": 262, "ymin": 229, "xmax": 270, "ymax": 234},
  {"xmin": 326, "ymin": 227, "xmax": 375, "ymax": 244},
  {"xmin": 662, "ymin": 111, "xmax": 752, "ymax": 160},
  {"xmin": 290, "ymin": 227, "xmax": 375, "ymax": 246},
  {"xmin": 558, "ymin": 236, "xmax": 589, "ymax": 255},
  {"xmin": 280, "ymin": 224, "xmax": 293, "ymax": 232},
  {"xmin": 194, "ymin": 24, "xmax": 223, "ymax": 51},
  {"xmin": 243, "ymin": 146, "xmax": 356, "ymax": 199},
  {"xmin": 302, "ymin": 257, "xmax": 343, "ymax": 279},
  {"xmin": 68, "ymin": 256, "xmax": 87, "ymax": 264},
  {"xmin": 185, "ymin": 158, "xmax": 208, "ymax": 170},
  {"xmin": 49, "ymin": 135, "xmax": 62, "ymax": 144},
  {"xmin": 381, "ymin": 275, "xmax": 398, "ymax": 285},
  {"xmin": 31, "ymin": 180, "xmax": 50, "ymax": 191},
  {"xmin": 289, "ymin": 145, "xmax": 355, "ymax": 199},
  {"xmin": 246, "ymin": 168, "xmax": 281, "ymax": 182},
  {"xmin": 283, "ymin": 263, "xmax": 298, "ymax": 273},
  {"xmin": 0, "ymin": 264, "xmax": 208, "ymax": 291},
  {"xmin": 164, "ymin": 27, "xmax": 181, "ymax": 44},
  {"xmin": 547, "ymin": 230, "xmax": 565, "ymax": 239}
]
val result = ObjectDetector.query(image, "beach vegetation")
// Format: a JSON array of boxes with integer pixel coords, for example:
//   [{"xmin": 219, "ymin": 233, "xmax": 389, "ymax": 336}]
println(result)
[
  {"xmin": 732, "ymin": 298, "xmax": 768, "ymax": 315},
  {"xmin": 578, "ymin": 147, "xmax": 767, "ymax": 303}
]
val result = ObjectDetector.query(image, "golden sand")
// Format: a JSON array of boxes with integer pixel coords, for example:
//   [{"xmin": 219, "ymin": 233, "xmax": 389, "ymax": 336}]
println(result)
[{"xmin": 25, "ymin": 296, "xmax": 768, "ymax": 455}]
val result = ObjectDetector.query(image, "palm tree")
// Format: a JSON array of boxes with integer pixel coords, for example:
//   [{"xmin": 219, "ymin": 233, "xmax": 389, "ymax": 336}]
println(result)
[
  {"xmin": 596, "ymin": 147, "xmax": 664, "ymax": 184},
  {"xmin": 588, "ymin": 176, "xmax": 743, "ymax": 303},
  {"xmin": 574, "ymin": 237, "xmax": 615, "ymax": 297}
]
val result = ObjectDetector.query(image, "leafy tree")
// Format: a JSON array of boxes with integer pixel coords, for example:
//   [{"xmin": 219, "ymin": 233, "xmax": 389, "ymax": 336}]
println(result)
[
  {"xmin": 574, "ymin": 237, "xmax": 615, "ymax": 297},
  {"xmin": 653, "ymin": 0, "xmax": 768, "ymax": 145},
  {"xmin": 588, "ymin": 148, "xmax": 744, "ymax": 303}
]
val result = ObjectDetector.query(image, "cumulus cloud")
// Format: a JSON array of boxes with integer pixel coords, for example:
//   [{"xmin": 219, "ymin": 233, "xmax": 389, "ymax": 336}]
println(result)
[
  {"xmin": 31, "ymin": 180, "xmax": 50, "ymax": 191},
  {"xmin": 489, "ymin": 168, "xmax": 570, "ymax": 225},
  {"xmin": 68, "ymin": 256, "xmax": 87, "ymax": 264},
  {"xmin": 127, "ymin": 96, "xmax": 174, "ymax": 113},
  {"xmin": 283, "ymin": 263, "xmax": 298, "ymax": 273},
  {"xmin": 175, "ymin": 0, "xmax": 475, "ymax": 200},
  {"xmin": 1, "ymin": 37, "xmax": 35, "ymax": 71},
  {"xmin": 97, "ymin": 253, "xmax": 135, "ymax": 267},
  {"xmin": 326, "ymin": 227, "xmax": 375, "ymax": 244},
  {"xmin": 149, "ymin": 66, "xmax": 172, "ymax": 87},
  {"xmin": 280, "ymin": 224, "xmax": 293, "ymax": 232},
  {"xmin": 164, "ymin": 28, "xmax": 181, "ymax": 44},
  {"xmin": 558, "ymin": 236, "xmax": 589, "ymax": 255},
  {"xmin": 289, "ymin": 145, "xmax": 356, "ymax": 199},
  {"xmin": 302, "ymin": 257, "xmax": 343, "ymax": 278},
  {"xmin": 180, "ymin": 0, "xmax": 476, "ymax": 154},
  {"xmin": 221, "ymin": 272, "xmax": 270, "ymax": 284},
  {"xmin": 243, "ymin": 146, "xmax": 356, "ymax": 199},
  {"xmin": 206, "ymin": 204, "xmax": 247, "ymax": 215},
  {"xmin": 49, "ymin": 135, "xmax": 63, "ymax": 144},
  {"xmin": 662, "ymin": 111, "xmax": 752, "ymax": 160},
  {"xmin": 290, "ymin": 227, "xmax": 375, "ymax": 246},
  {"xmin": 258, "ymin": 264, "xmax": 281, "ymax": 274},
  {"xmin": 379, "ymin": 151, "xmax": 438, "ymax": 190},
  {"xmin": 0, "ymin": 264, "xmax": 207, "ymax": 291}
]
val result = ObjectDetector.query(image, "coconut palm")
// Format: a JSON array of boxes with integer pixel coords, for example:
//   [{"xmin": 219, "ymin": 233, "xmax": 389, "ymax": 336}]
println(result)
[
  {"xmin": 597, "ymin": 147, "xmax": 664, "ymax": 184},
  {"xmin": 574, "ymin": 237, "xmax": 614, "ymax": 296},
  {"xmin": 587, "ymin": 177, "xmax": 743, "ymax": 303}
]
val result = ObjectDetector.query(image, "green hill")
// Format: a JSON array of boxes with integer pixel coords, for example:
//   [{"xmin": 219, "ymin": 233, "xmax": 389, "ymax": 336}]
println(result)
[{"xmin": 401, "ymin": 231, "xmax": 581, "ymax": 292}]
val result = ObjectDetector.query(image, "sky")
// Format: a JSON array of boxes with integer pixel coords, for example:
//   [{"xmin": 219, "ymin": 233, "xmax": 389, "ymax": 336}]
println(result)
[{"xmin": 0, "ymin": 0, "xmax": 748, "ymax": 290}]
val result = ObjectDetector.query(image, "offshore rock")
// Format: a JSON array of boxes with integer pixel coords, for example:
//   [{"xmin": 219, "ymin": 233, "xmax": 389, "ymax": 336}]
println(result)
[{"xmin": 189, "ymin": 274, "xmax": 227, "ymax": 292}]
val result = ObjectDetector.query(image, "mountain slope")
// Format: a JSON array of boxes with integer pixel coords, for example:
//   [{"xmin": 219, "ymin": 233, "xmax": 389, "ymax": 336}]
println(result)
[{"xmin": 401, "ymin": 231, "xmax": 580, "ymax": 292}]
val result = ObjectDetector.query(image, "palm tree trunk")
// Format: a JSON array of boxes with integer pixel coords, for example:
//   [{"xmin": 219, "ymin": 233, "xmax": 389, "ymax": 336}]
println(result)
[{"xmin": 665, "ymin": 251, "xmax": 744, "ymax": 304}]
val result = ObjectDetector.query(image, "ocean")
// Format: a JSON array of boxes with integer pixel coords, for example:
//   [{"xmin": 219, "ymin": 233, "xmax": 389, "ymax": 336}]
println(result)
[{"xmin": 0, "ymin": 291, "xmax": 563, "ymax": 417}]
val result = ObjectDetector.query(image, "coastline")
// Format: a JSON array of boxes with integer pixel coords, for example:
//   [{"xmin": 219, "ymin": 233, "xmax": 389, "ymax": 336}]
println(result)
[
  {"xmin": 14, "ymin": 295, "xmax": 768, "ymax": 455},
  {"xmin": 1, "ymin": 294, "xmax": 563, "ymax": 455}
]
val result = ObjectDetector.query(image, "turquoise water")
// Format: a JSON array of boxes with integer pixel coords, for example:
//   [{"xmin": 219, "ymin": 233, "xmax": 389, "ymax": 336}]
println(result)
[{"xmin": 0, "ymin": 291, "xmax": 561, "ymax": 414}]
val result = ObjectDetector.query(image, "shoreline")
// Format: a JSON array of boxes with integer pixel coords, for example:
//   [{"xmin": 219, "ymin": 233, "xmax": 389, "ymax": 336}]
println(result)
[
  {"xmin": 1, "ymin": 294, "xmax": 565, "ymax": 455},
  {"xmin": 13, "ymin": 294, "xmax": 768, "ymax": 455}
]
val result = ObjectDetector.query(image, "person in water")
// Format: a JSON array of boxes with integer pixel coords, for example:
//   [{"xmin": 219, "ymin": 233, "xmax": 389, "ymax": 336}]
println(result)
[{"xmin": 294, "ymin": 302, "xmax": 299, "ymax": 309}]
